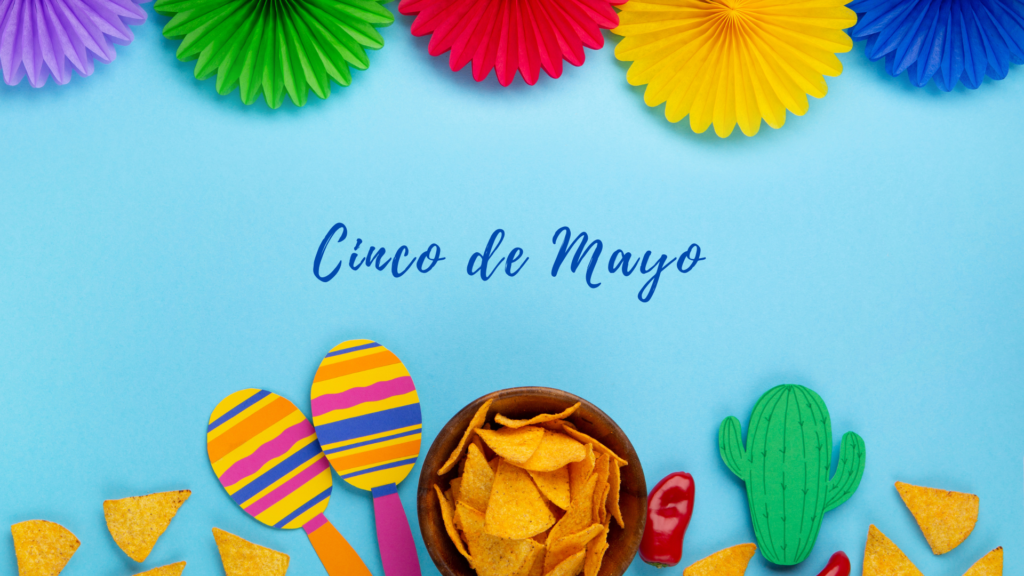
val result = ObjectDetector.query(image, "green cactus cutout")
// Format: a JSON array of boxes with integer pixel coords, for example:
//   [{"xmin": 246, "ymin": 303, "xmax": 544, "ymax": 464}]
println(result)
[{"xmin": 719, "ymin": 384, "xmax": 866, "ymax": 566}]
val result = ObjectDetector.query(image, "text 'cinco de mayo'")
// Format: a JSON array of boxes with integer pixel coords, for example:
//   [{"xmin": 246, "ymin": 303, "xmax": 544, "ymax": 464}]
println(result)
[{"xmin": 314, "ymin": 223, "xmax": 705, "ymax": 303}]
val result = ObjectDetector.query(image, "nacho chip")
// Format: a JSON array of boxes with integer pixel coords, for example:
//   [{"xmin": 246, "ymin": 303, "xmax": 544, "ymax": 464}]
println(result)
[
  {"xmin": 548, "ymin": 474, "xmax": 598, "ymax": 544},
  {"xmin": 545, "ymin": 549, "xmax": 586, "ymax": 576},
  {"xmin": 11, "ymin": 520, "xmax": 80, "ymax": 576},
  {"xmin": 529, "ymin": 467, "xmax": 571, "ymax": 510},
  {"xmin": 489, "ymin": 458, "xmax": 500, "ymax": 473},
  {"xmin": 212, "ymin": 527, "xmax": 289, "ymax": 576},
  {"xmin": 461, "ymin": 444, "xmax": 496, "ymax": 513},
  {"xmin": 134, "ymin": 562, "xmax": 186, "ymax": 576},
  {"xmin": 450, "ymin": 477, "xmax": 463, "ymax": 504},
  {"xmin": 895, "ymin": 481, "xmax": 979, "ymax": 555},
  {"xmin": 435, "ymin": 485, "xmax": 473, "ymax": 565},
  {"xmin": 568, "ymin": 445, "xmax": 595, "ymax": 503},
  {"xmin": 544, "ymin": 524, "xmax": 603, "ymax": 573},
  {"xmin": 515, "ymin": 543, "xmax": 546, "ymax": 576},
  {"xmin": 486, "ymin": 460, "xmax": 556, "ymax": 539},
  {"xmin": 863, "ymin": 525, "xmax": 923, "ymax": 576},
  {"xmin": 607, "ymin": 463, "xmax": 623, "ymax": 529},
  {"xmin": 593, "ymin": 481, "xmax": 610, "ymax": 526},
  {"xmin": 527, "ymin": 544, "xmax": 547, "ymax": 576},
  {"xmin": 477, "ymin": 426, "xmax": 546, "ymax": 465},
  {"xmin": 582, "ymin": 525, "xmax": 609, "ymax": 576},
  {"xmin": 459, "ymin": 503, "xmax": 543, "ymax": 576},
  {"xmin": 683, "ymin": 543, "xmax": 757, "ymax": 576},
  {"xmin": 496, "ymin": 403, "xmax": 581, "ymax": 429},
  {"xmin": 538, "ymin": 420, "xmax": 569, "ymax": 431},
  {"xmin": 105, "ymin": 490, "xmax": 191, "ymax": 562},
  {"xmin": 440, "ymin": 399, "xmax": 493, "ymax": 475},
  {"xmin": 520, "ymin": 432, "xmax": 587, "ymax": 472},
  {"xmin": 963, "ymin": 547, "xmax": 1002, "ymax": 576},
  {"xmin": 560, "ymin": 425, "xmax": 628, "ymax": 467}
]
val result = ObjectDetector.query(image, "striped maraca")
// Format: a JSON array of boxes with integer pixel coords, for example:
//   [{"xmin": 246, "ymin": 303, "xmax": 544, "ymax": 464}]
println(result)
[
  {"xmin": 311, "ymin": 340, "xmax": 422, "ymax": 576},
  {"xmin": 208, "ymin": 389, "xmax": 370, "ymax": 576}
]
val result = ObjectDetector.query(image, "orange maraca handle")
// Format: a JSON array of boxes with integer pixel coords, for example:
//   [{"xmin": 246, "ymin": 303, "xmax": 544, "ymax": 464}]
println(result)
[{"xmin": 304, "ymin": 513, "xmax": 371, "ymax": 576}]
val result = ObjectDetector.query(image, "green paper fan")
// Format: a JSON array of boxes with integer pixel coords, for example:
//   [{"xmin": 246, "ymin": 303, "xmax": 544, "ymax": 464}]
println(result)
[{"xmin": 155, "ymin": 0, "xmax": 393, "ymax": 107}]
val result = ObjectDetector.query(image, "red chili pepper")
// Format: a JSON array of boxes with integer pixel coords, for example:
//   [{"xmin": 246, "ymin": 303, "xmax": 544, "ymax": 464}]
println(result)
[
  {"xmin": 639, "ymin": 471, "xmax": 695, "ymax": 568},
  {"xmin": 816, "ymin": 552, "xmax": 851, "ymax": 576}
]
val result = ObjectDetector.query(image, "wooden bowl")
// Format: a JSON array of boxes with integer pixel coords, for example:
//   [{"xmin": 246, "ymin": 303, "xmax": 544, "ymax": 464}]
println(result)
[{"xmin": 417, "ymin": 387, "xmax": 647, "ymax": 576}]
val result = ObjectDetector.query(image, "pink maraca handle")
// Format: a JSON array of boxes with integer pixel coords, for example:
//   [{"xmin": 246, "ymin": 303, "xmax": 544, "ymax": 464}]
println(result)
[{"xmin": 372, "ymin": 484, "xmax": 421, "ymax": 576}]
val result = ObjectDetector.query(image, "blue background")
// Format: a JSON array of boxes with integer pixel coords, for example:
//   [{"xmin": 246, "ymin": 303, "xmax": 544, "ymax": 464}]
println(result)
[{"xmin": 1, "ymin": 3, "xmax": 1022, "ymax": 574}]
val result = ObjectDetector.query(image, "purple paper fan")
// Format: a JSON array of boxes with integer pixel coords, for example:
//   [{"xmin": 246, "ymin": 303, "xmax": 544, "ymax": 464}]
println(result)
[{"xmin": 0, "ymin": 0, "xmax": 150, "ymax": 87}]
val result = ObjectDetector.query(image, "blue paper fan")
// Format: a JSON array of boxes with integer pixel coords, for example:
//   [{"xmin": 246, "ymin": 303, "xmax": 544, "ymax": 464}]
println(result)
[{"xmin": 849, "ymin": 0, "xmax": 1024, "ymax": 90}]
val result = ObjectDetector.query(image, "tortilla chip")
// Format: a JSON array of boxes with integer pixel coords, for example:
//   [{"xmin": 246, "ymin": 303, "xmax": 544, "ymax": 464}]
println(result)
[
  {"xmin": 538, "ymin": 420, "xmax": 569, "ymax": 431},
  {"xmin": 963, "ymin": 547, "xmax": 1002, "ymax": 576},
  {"xmin": 607, "ymin": 463, "xmax": 623, "ymax": 529},
  {"xmin": 559, "ymin": 425, "xmax": 628, "ymax": 467},
  {"xmin": 435, "ymin": 484, "xmax": 473, "ymax": 564},
  {"xmin": 489, "ymin": 458, "xmax": 500, "ymax": 473},
  {"xmin": 439, "ymin": 400, "xmax": 493, "ymax": 475},
  {"xmin": 134, "ymin": 562, "xmax": 186, "ymax": 576},
  {"xmin": 459, "ymin": 503, "xmax": 542, "ymax": 576},
  {"xmin": 11, "ymin": 520, "xmax": 80, "ymax": 576},
  {"xmin": 450, "ymin": 477, "xmax": 463, "ymax": 503},
  {"xmin": 683, "ymin": 543, "xmax": 757, "ymax": 576},
  {"xmin": 568, "ymin": 445, "xmax": 595, "ymax": 503},
  {"xmin": 863, "ymin": 525, "xmax": 923, "ymax": 576},
  {"xmin": 104, "ymin": 490, "xmax": 191, "ymax": 562},
  {"xmin": 529, "ymin": 467, "xmax": 571, "ymax": 510},
  {"xmin": 477, "ymin": 426, "xmax": 546, "ymax": 465},
  {"xmin": 593, "ymin": 481, "xmax": 610, "ymax": 526},
  {"xmin": 519, "ymin": 432, "xmax": 587, "ymax": 472},
  {"xmin": 544, "ymin": 524, "xmax": 603, "ymax": 573},
  {"xmin": 213, "ymin": 528, "xmax": 289, "ymax": 576},
  {"xmin": 514, "ymin": 543, "xmax": 547, "ymax": 576},
  {"xmin": 496, "ymin": 403, "xmax": 581, "ymax": 429},
  {"xmin": 486, "ymin": 460, "xmax": 556, "ymax": 539},
  {"xmin": 527, "ymin": 545, "xmax": 547, "ymax": 576},
  {"xmin": 895, "ymin": 481, "xmax": 978, "ymax": 555},
  {"xmin": 582, "ymin": 525, "xmax": 609, "ymax": 576},
  {"xmin": 460, "ymin": 444, "xmax": 496, "ymax": 513},
  {"xmin": 544, "ymin": 549, "xmax": 586, "ymax": 576},
  {"xmin": 548, "ymin": 475, "xmax": 598, "ymax": 544}
]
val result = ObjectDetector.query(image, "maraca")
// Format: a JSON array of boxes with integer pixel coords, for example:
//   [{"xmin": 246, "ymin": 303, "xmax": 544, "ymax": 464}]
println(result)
[
  {"xmin": 207, "ymin": 388, "xmax": 370, "ymax": 576},
  {"xmin": 311, "ymin": 340, "xmax": 422, "ymax": 576}
]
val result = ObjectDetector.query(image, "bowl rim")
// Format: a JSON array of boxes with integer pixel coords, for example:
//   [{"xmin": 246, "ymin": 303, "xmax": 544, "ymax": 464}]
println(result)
[{"xmin": 416, "ymin": 386, "xmax": 647, "ymax": 576}]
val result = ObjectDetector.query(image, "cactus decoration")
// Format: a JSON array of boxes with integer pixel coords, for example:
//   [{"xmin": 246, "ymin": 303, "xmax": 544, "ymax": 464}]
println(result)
[{"xmin": 719, "ymin": 384, "xmax": 866, "ymax": 566}]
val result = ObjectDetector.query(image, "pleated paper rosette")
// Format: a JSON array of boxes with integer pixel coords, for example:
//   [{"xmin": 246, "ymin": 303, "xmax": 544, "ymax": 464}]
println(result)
[
  {"xmin": 0, "ymin": 0, "xmax": 150, "ymax": 87},
  {"xmin": 154, "ymin": 0, "xmax": 394, "ymax": 107},
  {"xmin": 398, "ymin": 0, "xmax": 625, "ymax": 86},
  {"xmin": 850, "ymin": 0, "xmax": 1024, "ymax": 90},
  {"xmin": 613, "ymin": 0, "xmax": 857, "ymax": 137}
]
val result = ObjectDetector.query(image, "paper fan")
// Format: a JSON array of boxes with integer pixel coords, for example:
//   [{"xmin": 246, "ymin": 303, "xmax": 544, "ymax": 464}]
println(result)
[
  {"xmin": 154, "ymin": 0, "xmax": 394, "ymax": 107},
  {"xmin": 849, "ymin": 0, "xmax": 1024, "ymax": 90},
  {"xmin": 613, "ymin": 0, "xmax": 857, "ymax": 137},
  {"xmin": 0, "ymin": 0, "xmax": 149, "ymax": 87},
  {"xmin": 398, "ymin": 0, "xmax": 625, "ymax": 86}
]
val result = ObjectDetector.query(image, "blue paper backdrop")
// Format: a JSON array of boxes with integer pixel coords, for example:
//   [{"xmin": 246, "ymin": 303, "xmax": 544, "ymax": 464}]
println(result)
[{"xmin": 1, "ymin": 7, "xmax": 1022, "ymax": 576}]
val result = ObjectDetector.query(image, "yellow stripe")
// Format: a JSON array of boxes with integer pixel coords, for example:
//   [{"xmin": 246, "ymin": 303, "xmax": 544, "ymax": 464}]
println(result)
[
  {"xmin": 319, "ymin": 424, "xmax": 422, "ymax": 452},
  {"xmin": 254, "ymin": 469, "xmax": 332, "ymax": 526},
  {"xmin": 219, "ymin": 435, "xmax": 319, "ymax": 493},
  {"xmin": 346, "ymin": 464, "xmax": 416, "ymax": 492},
  {"xmin": 325, "ymin": 432, "xmax": 422, "ymax": 459},
  {"xmin": 313, "ymin": 390, "xmax": 420, "ymax": 426},
  {"xmin": 207, "ymin": 393, "xmax": 280, "ymax": 442},
  {"xmin": 327, "ymin": 453, "xmax": 418, "ymax": 477},
  {"xmin": 311, "ymin": 363, "xmax": 410, "ymax": 396},
  {"xmin": 212, "ymin": 411, "xmax": 307, "ymax": 473},
  {"xmin": 234, "ymin": 451, "xmax": 324, "ymax": 507}
]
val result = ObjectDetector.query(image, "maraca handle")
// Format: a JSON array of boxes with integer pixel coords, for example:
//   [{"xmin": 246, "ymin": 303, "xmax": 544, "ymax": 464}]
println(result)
[
  {"xmin": 372, "ymin": 484, "xmax": 421, "ymax": 576},
  {"xmin": 304, "ymin": 514, "xmax": 372, "ymax": 576}
]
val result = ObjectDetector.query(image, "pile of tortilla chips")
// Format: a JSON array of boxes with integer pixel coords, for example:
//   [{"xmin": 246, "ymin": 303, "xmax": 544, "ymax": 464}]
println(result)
[{"xmin": 434, "ymin": 400, "xmax": 628, "ymax": 576}]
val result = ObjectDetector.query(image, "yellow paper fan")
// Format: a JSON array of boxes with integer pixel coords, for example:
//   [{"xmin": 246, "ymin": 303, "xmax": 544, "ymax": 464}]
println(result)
[{"xmin": 613, "ymin": 0, "xmax": 857, "ymax": 137}]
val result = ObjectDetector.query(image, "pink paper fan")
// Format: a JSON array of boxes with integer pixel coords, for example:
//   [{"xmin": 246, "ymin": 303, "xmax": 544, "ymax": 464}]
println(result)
[
  {"xmin": 399, "ymin": 0, "xmax": 624, "ymax": 86},
  {"xmin": 0, "ymin": 0, "xmax": 150, "ymax": 87}
]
